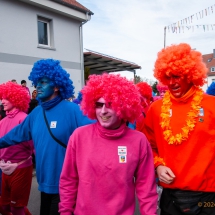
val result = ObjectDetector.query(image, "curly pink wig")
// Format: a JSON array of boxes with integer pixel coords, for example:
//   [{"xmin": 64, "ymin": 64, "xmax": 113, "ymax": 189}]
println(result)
[
  {"xmin": 81, "ymin": 74, "xmax": 142, "ymax": 122},
  {"xmin": 154, "ymin": 43, "xmax": 207, "ymax": 86},
  {"xmin": 156, "ymin": 82, "xmax": 168, "ymax": 93},
  {"xmin": 0, "ymin": 82, "xmax": 30, "ymax": 112}
]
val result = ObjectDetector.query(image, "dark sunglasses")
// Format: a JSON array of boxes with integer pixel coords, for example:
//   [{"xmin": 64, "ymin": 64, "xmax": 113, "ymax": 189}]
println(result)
[{"xmin": 95, "ymin": 102, "xmax": 111, "ymax": 108}]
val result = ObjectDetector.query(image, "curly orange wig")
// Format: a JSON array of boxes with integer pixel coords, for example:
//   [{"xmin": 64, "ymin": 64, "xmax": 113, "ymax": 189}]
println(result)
[
  {"xmin": 154, "ymin": 43, "xmax": 207, "ymax": 86},
  {"xmin": 0, "ymin": 82, "xmax": 30, "ymax": 112},
  {"xmin": 81, "ymin": 73, "xmax": 142, "ymax": 122}
]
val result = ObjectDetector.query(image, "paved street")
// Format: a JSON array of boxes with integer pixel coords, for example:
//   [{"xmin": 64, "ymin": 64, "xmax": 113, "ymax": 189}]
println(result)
[{"xmin": 28, "ymin": 175, "xmax": 40, "ymax": 215}]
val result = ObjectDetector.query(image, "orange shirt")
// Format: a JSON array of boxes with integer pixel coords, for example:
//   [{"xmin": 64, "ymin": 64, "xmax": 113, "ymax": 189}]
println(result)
[{"xmin": 144, "ymin": 93, "xmax": 215, "ymax": 192}]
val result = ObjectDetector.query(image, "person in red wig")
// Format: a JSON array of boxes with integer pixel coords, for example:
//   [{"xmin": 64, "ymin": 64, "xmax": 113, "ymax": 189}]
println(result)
[
  {"xmin": 59, "ymin": 73, "xmax": 157, "ymax": 215},
  {"xmin": 144, "ymin": 43, "xmax": 215, "ymax": 215},
  {"xmin": 0, "ymin": 82, "xmax": 33, "ymax": 215},
  {"xmin": 135, "ymin": 82, "xmax": 153, "ymax": 133}
]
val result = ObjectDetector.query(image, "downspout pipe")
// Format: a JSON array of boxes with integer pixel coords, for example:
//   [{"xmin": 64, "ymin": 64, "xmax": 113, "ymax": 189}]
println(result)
[{"xmin": 80, "ymin": 12, "xmax": 90, "ymax": 88}]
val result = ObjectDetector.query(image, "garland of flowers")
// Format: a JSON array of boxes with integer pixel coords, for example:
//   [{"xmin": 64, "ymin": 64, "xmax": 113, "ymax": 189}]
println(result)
[
  {"xmin": 160, "ymin": 88, "xmax": 203, "ymax": 145},
  {"xmin": 154, "ymin": 156, "xmax": 166, "ymax": 166}
]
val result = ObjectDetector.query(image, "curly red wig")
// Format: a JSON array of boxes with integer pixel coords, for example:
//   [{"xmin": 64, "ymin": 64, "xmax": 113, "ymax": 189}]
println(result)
[
  {"xmin": 154, "ymin": 43, "xmax": 207, "ymax": 86},
  {"xmin": 136, "ymin": 82, "xmax": 152, "ymax": 108},
  {"xmin": 81, "ymin": 73, "xmax": 142, "ymax": 122},
  {"xmin": 136, "ymin": 82, "xmax": 152, "ymax": 100},
  {"xmin": 0, "ymin": 82, "xmax": 30, "ymax": 112}
]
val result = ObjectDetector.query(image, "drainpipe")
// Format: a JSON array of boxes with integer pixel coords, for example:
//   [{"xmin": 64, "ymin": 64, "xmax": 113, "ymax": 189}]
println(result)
[{"xmin": 80, "ymin": 12, "xmax": 90, "ymax": 88}]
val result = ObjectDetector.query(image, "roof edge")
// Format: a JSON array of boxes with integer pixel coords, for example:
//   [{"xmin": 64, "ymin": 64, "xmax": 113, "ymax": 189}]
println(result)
[{"xmin": 52, "ymin": 0, "xmax": 94, "ymax": 15}]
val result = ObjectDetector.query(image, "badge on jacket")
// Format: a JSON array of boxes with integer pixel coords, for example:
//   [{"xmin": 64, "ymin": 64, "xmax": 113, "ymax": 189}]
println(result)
[
  {"xmin": 118, "ymin": 146, "xmax": 127, "ymax": 163},
  {"xmin": 50, "ymin": 121, "xmax": 57, "ymax": 128}
]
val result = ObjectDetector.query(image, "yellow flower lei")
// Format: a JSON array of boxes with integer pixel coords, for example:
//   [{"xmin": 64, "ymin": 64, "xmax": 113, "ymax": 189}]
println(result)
[
  {"xmin": 160, "ymin": 88, "xmax": 203, "ymax": 145},
  {"xmin": 154, "ymin": 156, "xmax": 166, "ymax": 166}
]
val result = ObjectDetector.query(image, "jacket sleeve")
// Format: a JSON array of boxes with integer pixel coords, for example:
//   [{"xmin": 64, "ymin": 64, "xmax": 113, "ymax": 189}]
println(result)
[
  {"xmin": 59, "ymin": 133, "xmax": 78, "ymax": 215},
  {"xmin": 73, "ymin": 104, "xmax": 96, "ymax": 127},
  {"xmin": 144, "ymin": 106, "xmax": 165, "ymax": 168},
  {"xmin": 0, "ymin": 114, "xmax": 32, "ymax": 148},
  {"xmin": 135, "ymin": 138, "xmax": 158, "ymax": 215}
]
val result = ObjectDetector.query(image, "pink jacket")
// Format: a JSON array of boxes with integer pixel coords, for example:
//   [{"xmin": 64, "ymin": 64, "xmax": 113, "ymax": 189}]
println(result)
[
  {"xmin": 59, "ymin": 122, "xmax": 157, "ymax": 215},
  {"xmin": 0, "ymin": 110, "xmax": 33, "ymax": 168}
]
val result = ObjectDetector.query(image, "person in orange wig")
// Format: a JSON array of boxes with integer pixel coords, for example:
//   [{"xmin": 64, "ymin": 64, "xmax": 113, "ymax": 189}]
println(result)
[{"xmin": 144, "ymin": 43, "xmax": 215, "ymax": 215}]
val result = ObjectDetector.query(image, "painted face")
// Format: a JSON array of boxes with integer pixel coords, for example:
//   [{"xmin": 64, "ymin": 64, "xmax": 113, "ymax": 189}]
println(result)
[
  {"xmin": 32, "ymin": 90, "xmax": 37, "ymax": 99},
  {"xmin": 165, "ymin": 74, "xmax": 193, "ymax": 98},
  {"xmin": 36, "ymin": 77, "xmax": 56, "ymax": 102},
  {"xmin": 1, "ymin": 99, "xmax": 15, "ymax": 112},
  {"xmin": 95, "ymin": 98, "xmax": 122, "ymax": 130}
]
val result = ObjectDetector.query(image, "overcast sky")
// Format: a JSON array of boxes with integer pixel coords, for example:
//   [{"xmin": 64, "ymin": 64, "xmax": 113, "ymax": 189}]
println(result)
[{"xmin": 78, "ymin": 0, "xmax": 215, "ymax": 81}]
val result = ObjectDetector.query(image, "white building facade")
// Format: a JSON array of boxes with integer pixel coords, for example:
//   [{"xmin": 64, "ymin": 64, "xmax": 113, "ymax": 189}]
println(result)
[
  {"xmin": 202, "ymin": 49, "xmax": 215, "ymax": 91},
  {"xmin": 0, "ymin": 0, "xmax": 93, "ymax": 94}
]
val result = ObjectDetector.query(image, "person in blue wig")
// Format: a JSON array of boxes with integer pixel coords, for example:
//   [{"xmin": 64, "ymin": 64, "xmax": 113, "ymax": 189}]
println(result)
[
  {"xmin": 0, "ymin": 59, "xmax": 94, "ymax": 215},
  {"xmin": 73, "ymin": 91, "xmax": 83, "ymax": 105},
  {"xmin": 206, "ymin": 82, "xmax": 215, "ymax": 96}
]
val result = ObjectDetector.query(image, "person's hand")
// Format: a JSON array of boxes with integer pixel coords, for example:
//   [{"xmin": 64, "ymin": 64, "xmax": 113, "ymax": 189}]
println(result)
[{"xmin": 156, "ymin": 165, "xmax": 175, "ymax": 184}]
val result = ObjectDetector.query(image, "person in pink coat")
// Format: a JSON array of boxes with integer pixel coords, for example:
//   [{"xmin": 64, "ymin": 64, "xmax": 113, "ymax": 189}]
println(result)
[
  {"xmin": 0, "ymin": 82, "xmax": 33, "ymax": 215},
  {"xmin": 59, "ymin": 74, "xmax": 157, "ymax": 215}
]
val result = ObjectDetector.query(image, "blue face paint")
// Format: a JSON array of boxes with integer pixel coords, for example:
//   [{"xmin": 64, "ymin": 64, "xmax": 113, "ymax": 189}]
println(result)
[{"xmin": 36, "ymin": 77, "xmax": 55, "ymax": 101}]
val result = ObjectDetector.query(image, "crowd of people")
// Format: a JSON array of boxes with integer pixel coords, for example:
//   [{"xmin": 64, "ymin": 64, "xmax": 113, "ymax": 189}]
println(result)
[{"xmin": 0, "ymin": 42, "xmax": 214, "ymax": 215}]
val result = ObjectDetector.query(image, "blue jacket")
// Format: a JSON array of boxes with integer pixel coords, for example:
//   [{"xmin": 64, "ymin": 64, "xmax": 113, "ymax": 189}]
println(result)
[{"xmin": 0, "ymin": 100, "xmax": 94, "ymax": 193}]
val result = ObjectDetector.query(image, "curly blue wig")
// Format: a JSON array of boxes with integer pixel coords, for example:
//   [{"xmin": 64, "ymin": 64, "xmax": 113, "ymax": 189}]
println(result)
[
  {"xmin": 28, "ymin": 59, "xmax": 74, "ymax": 99},
  {"xmin": 206, "ymin": 82, "xmax": 215, "ymax": 96}
]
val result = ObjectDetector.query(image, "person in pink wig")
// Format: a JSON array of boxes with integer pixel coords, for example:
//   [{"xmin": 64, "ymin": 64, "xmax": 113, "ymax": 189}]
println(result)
[
  {"xmin": 153, "ymin": 82, "xmax": 168, "ymax": 101},
  {"xmin": 0, "ymin": 82, "xmax": 33, "ymax": 215},
  {"xmin": 156, "ymin": 82, "xmax": 168, "ymax": 98},
  {"xmin": 59, "ymin": 73, "xmax": 157, "ymax": 215}
]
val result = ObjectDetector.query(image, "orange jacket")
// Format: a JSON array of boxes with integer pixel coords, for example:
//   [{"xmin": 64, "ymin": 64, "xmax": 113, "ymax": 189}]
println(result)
[{"xmin": 144, "ymin": 93, "xmax": 215, "ymax": 192}]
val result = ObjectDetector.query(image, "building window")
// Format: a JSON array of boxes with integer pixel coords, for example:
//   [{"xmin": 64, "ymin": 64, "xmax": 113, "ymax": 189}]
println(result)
[
  {"xmin": 211, "ymin": 67, "xmax": 215, "ymax": 72},
  {"xmin": 38, "ymin": 20, "xmax": 49, "ymax": 45},
  {"xmin": 37, "ymin": 16, "xmax": 54, "ymax": 49}
]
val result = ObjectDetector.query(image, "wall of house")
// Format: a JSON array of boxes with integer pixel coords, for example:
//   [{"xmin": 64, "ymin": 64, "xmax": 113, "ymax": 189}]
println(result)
[
  {"xmin": 203, "ymin": 76, "xmax": 215, "ymax": 92},
  {"xmin": 0, "ymin": 0, "xmax": 84, "ymax": 96}
]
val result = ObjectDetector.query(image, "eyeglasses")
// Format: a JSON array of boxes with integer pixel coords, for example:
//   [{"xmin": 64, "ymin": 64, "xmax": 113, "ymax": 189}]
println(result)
[{"xmin": 95, "ymin": 102, "xmax": 111, "ymax": 108}]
